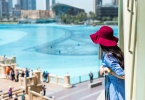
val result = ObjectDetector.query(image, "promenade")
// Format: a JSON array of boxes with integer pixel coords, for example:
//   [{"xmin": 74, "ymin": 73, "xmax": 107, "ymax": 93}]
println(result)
[{"xmin": 0, "ymin": 78, "xmax": 104, "ymax": 100}]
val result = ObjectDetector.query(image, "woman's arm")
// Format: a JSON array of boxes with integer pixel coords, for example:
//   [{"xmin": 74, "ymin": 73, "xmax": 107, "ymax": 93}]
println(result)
[{"xmin": 100, "ymin": 66, "xmax": 125, "ymax": 79}]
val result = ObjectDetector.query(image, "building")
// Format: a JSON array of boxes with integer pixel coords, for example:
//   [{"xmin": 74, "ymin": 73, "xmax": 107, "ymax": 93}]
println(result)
[
  {"xmin": 2, "ymin": 0, "xmax": 9, "ymax": 17},
  {"xmin": 112, "ymin": 0, "xmax": 118, "ymax": 5},
  {"xmin": 28, "ymin": 0, "xmax": 36, "ymax": 10},
  {"xmin": 20, "ymin": 0, "xmax": 28, "ymax": 10},
  {"xmin": 8, "ymin": 0, "xmax": 13, "ymax": 16},
  {"xmin": 46, "ymin": 0, "xmax": 56, "ymax": 10},
  {"xmin": 18, "ymin": 0, "xmax": 36, "ymax": 10},
  {"xmin": 21, "ymin": 10, "xmax": 53, "ymax": 19},
  {"xmin": 0, "ymin": 0, "xmax": 2, "ymax": 17},
  {"xmin": 93, "ymin": 0, "xmax": 102, "ymax": 13},
  {"xmin": 52, "ymin": 3, "xmax": 85, "ymax": 16},
  {"xmin": 96, "ymin": 5, "xmax": 118, "ymax": 20},
  {"xmin": 12, "ymin": 9, "xmax": 21, "ymax": 17}
]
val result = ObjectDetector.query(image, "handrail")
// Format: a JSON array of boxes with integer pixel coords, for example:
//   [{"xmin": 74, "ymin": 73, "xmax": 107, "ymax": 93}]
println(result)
[
  {"xmin": 128, "ymin": 0, "xmax": 134, "ymax": 53},
  {"xmin": 130, "ymin": 1, "xmax": 138, "ymax": 99}
]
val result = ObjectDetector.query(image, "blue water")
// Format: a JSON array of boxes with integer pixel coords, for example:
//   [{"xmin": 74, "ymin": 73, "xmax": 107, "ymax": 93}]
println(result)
[{"xmin": 0, "ymin": 24, "xmax": 118, "ymax": 84}]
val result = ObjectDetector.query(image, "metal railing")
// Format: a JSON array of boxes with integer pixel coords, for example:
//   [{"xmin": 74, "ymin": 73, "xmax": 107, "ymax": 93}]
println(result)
[{"xmin": 70, "ymin": 71, "xmax": 100, "ymax": 84}]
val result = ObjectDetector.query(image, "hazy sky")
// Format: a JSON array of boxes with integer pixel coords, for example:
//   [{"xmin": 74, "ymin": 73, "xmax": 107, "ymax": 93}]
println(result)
[{"xmin": 13, "ymin": 0, "xmax": 111, "ymax": 13}]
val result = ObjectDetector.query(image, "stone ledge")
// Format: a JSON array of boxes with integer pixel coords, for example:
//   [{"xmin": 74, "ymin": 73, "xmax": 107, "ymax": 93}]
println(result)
[{"xmin": 88, "ymin": 81, "xmax": 102, "ymax": 88}]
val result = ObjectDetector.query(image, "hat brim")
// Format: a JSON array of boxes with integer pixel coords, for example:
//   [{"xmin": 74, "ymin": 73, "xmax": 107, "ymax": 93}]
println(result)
[{"xmin": 90, "ymin": 32, "xmax": 118, "ymax": 47}]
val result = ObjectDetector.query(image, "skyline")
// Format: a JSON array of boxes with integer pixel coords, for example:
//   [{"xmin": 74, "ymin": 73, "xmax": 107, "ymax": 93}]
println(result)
[{"xmin": 13, "ymin": 0, "xmax": 112, "ymax": 13}]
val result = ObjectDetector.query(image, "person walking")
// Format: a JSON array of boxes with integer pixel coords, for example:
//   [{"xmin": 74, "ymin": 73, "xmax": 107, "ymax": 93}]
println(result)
[
  {"xmin": 6, "ymin": 66, "xmax": 11, "ymax": 79},
  {"xmin": 42, "ymin": 85, "xmax": 46, "ymax": 96},
  {"xmin": 21, "ymin": 90, "xmax": 25, "ymax": 100},
  {"xmin": 90, "ymin": 26, "xmax": 125, "ymax": 100},
  {"xmin": 25, "ymin": 68, "xmax": 29, "ymax": 77},
  {"xmin": 89, "ymin": 72, "xmax": 93, "ymax": 83},
  {"xmin": 8, "ymin": 85, "xmax": 13, "ymax": 99},
  {"xmin": 21, "ymin": 71, "xmax": 25, "ymax": 77},
  {"xmin": 15, "ymin": 70, "xmax": 19, "ymax": 82}
]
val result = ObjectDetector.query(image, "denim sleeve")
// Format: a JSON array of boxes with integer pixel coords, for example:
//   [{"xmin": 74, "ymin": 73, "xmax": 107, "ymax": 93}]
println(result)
[{"xmin": 104, "ymin": 54, "xmax": 125, "ymax": 76}]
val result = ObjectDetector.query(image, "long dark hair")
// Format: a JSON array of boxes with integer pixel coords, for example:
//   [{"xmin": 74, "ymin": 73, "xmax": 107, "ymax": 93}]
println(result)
[{"xmin": 100, "ymin": 45, "xmax": 124, "ymax": 70}]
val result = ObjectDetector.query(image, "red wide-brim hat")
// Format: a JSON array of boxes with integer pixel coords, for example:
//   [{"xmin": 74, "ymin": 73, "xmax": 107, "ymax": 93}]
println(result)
[{"xmin": 90, "ymin": 26, "xmax": 118, "ymax": 47}]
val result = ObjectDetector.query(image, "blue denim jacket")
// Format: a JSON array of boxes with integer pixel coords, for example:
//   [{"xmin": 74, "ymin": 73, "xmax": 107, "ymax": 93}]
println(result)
[{"xmin": 102, "ymin": 53, "xmax": 125, "ymax": 100}]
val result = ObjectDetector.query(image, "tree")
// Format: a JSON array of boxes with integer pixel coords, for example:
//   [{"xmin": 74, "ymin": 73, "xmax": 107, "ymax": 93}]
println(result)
[{"xmin": 89, "ymin": 11, "xmax": 96, "ymax": 20}]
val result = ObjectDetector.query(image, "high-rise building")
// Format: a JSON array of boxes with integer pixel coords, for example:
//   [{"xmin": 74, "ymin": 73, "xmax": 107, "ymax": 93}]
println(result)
[
  {"xmin": 93, "ymin": 0, "xmax": 102, "ymax": 14},
  {"xmin": 46, "ymin": 0, "xmax": 56, "ymax": 10},
  {"xmin": 8, "ymin": 0, "xmax": 13, "ymax": 16},
  {"xmin": 18, "ymin": 0, "xmax": 36, "ymax": 10},
  {"xmin": 28, "ymin": 0, "xmax": 36, "ymax": 10},
  {"xmin": 112, "ymin": 0, "xmax": 118, "ymax": 5},
  {"xmin": 2, "ymin": 0, "xmax": 9, "ymax": 17},
  {"xmin": 0, "ymin": 0, "xmax": 2, "ymax": 17},
  {"xmin": 20, "ymin": 0, "xmax": 28, "ymax": 10}
]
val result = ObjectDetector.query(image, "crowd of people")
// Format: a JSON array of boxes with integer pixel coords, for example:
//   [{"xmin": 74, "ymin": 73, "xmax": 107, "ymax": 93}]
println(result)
[
  {"xmin": 4, "ymin": 66, "xmax": 50, "ymax": 99},
  {"xmin": 8, "ymin": 85, "xmax": 25, "ymax": 100},
  {"xmin": 5, "ymin": 66, "xmax": 33, "ymax": 82}
]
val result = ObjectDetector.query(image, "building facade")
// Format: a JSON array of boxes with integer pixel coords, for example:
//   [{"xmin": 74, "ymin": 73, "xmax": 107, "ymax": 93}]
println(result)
[
  {"xmin": 112, "ymin": 0, "xmax": 118, "ymax": 5},
  {"xmin": 0, "ymin": 0, "xmax": 2, "ymax": 17},
  {"xmin": 21, "ymin": 10, "xmax": 53, "ymax": 19},
  {"xmin": 20, "ymin": 0, "xmax": 28, "ymax": 10},
  {"xmin": 8, "ymin": 0, "xmax": 13, "ymax": 16},
  {"xmin": 2, "ymin": 0, "xmax": 8, "ymax": 17},
  {"xmin": 28, "ymin": 0, "xmax": 36, "ymax": 10},
  {"xmin": 52, "ymin": 3, "xmax": 85, "ymax": 16},
  {"xmin": 19, "ymin": 0, "xmax": 36, "ymax": 10},
  {"xmin": 96, "ymin": 5, "xmax": 118, "ymax": 20},
  {"xmin": 46, "ymin": 0, "xmax": 56, "ymax": 10},
  {"xmin": 93, "ymin": 0, "xmax": 102, "ymax": 13}
]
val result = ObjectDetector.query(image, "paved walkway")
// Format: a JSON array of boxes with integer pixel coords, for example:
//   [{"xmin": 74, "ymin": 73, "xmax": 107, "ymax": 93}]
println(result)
[
  {"xmin": 0, "ymin": 78, "xmax": 104, "ymax": 100},
  {"xmin": 46, "ymin": 78, "xmax": 104, "ymax": 100}
]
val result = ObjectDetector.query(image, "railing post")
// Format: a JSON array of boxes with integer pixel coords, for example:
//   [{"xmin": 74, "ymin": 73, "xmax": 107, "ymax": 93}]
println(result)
[
  {"xmin": 55, "ymin": 75, "xmax": 58, "ymax": 84},
  {"xmin": 64, "ymin": 74, "xmax": 72, "ymax": 88},
  {"xmin": 40, "ymin": 91, "xmax": 43, "ymax": 100},
  {"xmin": 47, "ymin": 73, "xmax": 50, "ymax": 83},
  {"xmin": 28, "ymin": 87, "xmax": 31, "ymax": 100},
  {"xmin": 52, "ymin": 96, "xmax": 55, "ymax": 100},
  {"xmin": 79, "ymin": 76, "xmax": 81, "ymax": 83},
  {"xmin": 1, "ymin": 94, "xmax": 4, "ymax": 100},
  {"xmin": 12, "ymin": 56, "xmax": 16, "ymax": 63},
  {"xmin": 0, "ymin": 64, "xmax": 6, "ymax": 78}
]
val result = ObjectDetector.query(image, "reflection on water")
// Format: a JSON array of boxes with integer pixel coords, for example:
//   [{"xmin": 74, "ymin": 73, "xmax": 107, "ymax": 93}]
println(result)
[{"xmin": 0, "ymin": 24, "xmax": 118, "ymax": 83}]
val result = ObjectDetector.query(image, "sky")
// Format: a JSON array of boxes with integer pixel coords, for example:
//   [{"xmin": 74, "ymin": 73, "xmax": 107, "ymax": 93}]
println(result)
[{"xmin": 13, "ymin": 0, "xmax": 111, "ymax": 13}]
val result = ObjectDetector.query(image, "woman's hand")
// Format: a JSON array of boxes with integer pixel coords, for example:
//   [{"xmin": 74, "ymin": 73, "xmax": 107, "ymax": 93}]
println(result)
[{"xmin": 100, "ymin": 66, "xmax": 110, "ymax": 75}]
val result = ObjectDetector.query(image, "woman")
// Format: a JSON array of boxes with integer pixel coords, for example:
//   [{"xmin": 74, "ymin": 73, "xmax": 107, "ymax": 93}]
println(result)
[{"xmin": 90, "ymin": 26, "xmax": 125, "ymax": 100}]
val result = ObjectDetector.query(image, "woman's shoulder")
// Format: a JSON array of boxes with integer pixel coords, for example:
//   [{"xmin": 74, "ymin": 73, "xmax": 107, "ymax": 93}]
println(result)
[{"xmin": 104, "ymin": 53, "xmax": 117, "ymax": 61}]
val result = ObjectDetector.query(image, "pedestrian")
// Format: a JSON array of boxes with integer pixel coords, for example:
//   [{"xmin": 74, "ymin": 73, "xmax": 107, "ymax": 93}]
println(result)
[
  {"xmin": 89, "ymin": 72, "xmax": 93, "ymax": 83},
  {"xmin": 15, "ymin": 70, "xmax": 19, "ymax": 82},
  {"xmin": 21, "ymin": 71, "xmax": 25, "ymax": 77},
  {"xmin": 10, "ymin": 69, "xmax": 15, "ymax": 81},
  {"xmin": 43, "ymin": 71, "xmax": 46, "ymax": 82},
  {"xmin": 42, "ymin": 85, "xmax": 46, "ymax": 96},
  {"xmin": 21, "ymin": 90, "xmax": 25, "ymax": 100},
  {"xmin": 44, "ymin": 71, "xmax": 49, "ymax": 82},
  {"xmin": 6, "ymin": 66, "xmax": 11, "ymax": 79},
  {"xmin": 29, "ymin": 70, "xmax": 33, "ymax": 77},
  {"xmin": 13, "ymin": 94, "xmax": 18, "ymax": 100},
  {"xmin": 90, "ymin": 26, "xmax": 125, "ymax": 100},
  {"xmin": 25, "ymin": 68, "xmax": 29, "ymax": 77},
  {"xmin": 8, "ymin": 85, "xmax": 13, "ymax": 99}
]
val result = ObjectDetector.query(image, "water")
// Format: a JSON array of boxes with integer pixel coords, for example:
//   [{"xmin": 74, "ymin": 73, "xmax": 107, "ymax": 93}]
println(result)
[{"xmin": 0, "ymin": 24, "xmax": 118, "ymax": 84}]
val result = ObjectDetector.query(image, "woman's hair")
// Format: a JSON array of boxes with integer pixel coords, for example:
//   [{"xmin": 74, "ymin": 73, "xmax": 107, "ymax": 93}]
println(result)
[{"xmin": 100, "ymin": 45, "xmax": 124, "ymax": 69}]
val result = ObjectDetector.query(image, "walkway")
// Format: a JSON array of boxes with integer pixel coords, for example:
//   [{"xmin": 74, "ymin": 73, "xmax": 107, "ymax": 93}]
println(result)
[
  {"xmin": 0, "ymin": 78, "xmax": 104, "ymax": 100},
  {"xmin": 46, "ymin": 78, "xmax": 104, "ymax": 100}
]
